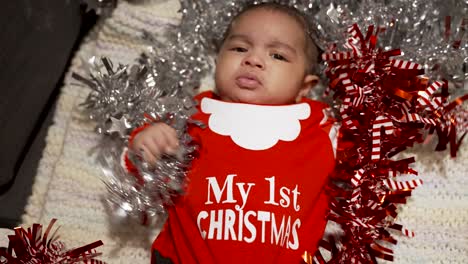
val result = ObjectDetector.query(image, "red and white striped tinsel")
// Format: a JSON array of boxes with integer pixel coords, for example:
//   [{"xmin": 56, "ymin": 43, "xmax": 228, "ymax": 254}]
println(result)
[{"xmin": 371, "ymin": 116, "xmax": 394, "ymax": 161}]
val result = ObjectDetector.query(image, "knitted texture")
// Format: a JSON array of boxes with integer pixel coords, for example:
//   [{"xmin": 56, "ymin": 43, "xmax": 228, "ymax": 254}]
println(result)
[
  {"xmin": 21, "ymin": 1, "xmax": 181, "ymax": 262},
  {"xmin": 20, "ymin": 0, "xmax": 467, "ymax": 263},
  {"xmin": 386, "ymin": 148, "xmax": 468, "ymax": 263}
]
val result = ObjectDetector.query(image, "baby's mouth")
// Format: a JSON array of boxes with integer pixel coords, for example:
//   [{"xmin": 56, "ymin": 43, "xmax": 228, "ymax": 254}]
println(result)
[{"xmin": 235, "ymin": 73, "xmax": 261, "ymax": 89}]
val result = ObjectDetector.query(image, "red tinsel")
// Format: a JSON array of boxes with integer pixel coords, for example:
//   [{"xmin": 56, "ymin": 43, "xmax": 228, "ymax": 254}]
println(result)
[
  {"xmin": 0, "ymin": 219, "xmax": 105, "ymax": 264},
  {"xmin": 304, "ymin": 24, "xmax": 467, "ymax": 263}
]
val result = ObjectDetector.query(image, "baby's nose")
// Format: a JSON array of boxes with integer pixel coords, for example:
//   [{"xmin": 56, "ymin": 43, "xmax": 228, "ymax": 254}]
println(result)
[{"xmin": 242, "ymin": 53, "xmax": 265, "ymax": 69}]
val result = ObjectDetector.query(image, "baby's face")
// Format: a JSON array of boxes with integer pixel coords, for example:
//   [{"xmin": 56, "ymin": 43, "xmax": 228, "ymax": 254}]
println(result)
[{"xmin": 214, "ymin": 8, "xmax": 317, "ymax": 105}]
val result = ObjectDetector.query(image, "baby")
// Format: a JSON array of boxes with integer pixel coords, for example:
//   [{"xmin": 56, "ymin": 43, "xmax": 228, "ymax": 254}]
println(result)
[{"xmin": 129, "ymin": 3, "xmax": 338, "ymax": 264}]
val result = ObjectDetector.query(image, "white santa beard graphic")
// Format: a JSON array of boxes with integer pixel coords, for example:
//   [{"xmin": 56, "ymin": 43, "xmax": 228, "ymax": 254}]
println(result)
[{"xmin": 201, "ymin": 97, "xmax": 311, "ymax": 150}]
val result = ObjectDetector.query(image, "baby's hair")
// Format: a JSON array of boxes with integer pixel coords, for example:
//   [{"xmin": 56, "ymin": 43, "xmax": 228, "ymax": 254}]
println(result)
[{"xmin": 219, "ymin": 2, "xmax": 320, "ymax": 74}]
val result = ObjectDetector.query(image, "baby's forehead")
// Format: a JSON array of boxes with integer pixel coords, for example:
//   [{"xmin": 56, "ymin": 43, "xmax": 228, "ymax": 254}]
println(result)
[
  {"xmin": 234, "ymin": 8, "xmax": 306, "ymax": 30},
  {"xmin": 227, "ymin": 8, "xmax": 307, "ymax": 41}
]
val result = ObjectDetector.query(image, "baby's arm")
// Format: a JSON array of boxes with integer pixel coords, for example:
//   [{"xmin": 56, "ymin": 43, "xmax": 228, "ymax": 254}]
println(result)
[{"xmin": 130, "ymin": 123, "xmax": 179, "ymax": 165}]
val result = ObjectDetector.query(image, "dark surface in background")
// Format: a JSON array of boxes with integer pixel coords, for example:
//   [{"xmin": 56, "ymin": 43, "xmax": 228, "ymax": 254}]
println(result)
[{"xmin": 0, "ymin": 0, "xmax": 97, "ymax": 228}]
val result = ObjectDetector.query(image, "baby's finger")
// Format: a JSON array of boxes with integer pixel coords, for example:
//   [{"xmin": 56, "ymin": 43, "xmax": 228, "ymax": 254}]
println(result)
[
  {"xmin": 150, "ymin": 127, "xmax": 173, "ymax": 153},
  {"xmin": 130, "ymin": 133, "xmax": 145, "ymax": 152},
  {"xmin": 139, "ymin": 145, "xmax": 158, "ymax": 165},
  {"xmin": 148, "ymin": 131, "xmax": 168, "ymax": 154},
  {"xmin": 162, "ymin": 124, "xmax": 178, "ymax": 138},
  {"xmin": 161, "ymin": 128, "xmax": 180, "ymax": 153},
  {"xmin": 142, "ymin": 140, "xmax": 161, "ymax": 163}
]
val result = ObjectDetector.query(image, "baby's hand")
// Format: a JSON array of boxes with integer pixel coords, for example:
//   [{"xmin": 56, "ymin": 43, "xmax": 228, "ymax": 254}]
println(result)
[{"xmin": 130, "ymin": 123, "xmax": 179, "ymax": 165}]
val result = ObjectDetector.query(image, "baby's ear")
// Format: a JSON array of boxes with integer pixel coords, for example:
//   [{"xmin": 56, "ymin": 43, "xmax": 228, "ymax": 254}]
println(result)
[{"xmin": 297, "ymin": 74, "xmax": 319, "ymax": 101}]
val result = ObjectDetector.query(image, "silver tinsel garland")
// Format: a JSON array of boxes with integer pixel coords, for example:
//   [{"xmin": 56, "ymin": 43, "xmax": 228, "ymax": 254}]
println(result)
[{"xmin": 74, "ymin": 0, "xmax": 467, "ymax": 260}]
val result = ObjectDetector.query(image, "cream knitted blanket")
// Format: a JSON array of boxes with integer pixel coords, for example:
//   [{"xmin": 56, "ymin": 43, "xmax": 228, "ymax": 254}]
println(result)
[{"xmin": 20, "ymin": 0, "xmax": 467, "ymax": 263}]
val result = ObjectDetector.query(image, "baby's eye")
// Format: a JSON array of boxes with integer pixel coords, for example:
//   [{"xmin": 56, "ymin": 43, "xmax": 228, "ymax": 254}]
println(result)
[
  {"xmin": 271, "ymin": 53, "xmax": 288, "ymax": 61},
  {"xmin": 231, "ymin": 47, "xmax": 247, "ymax": 52}
]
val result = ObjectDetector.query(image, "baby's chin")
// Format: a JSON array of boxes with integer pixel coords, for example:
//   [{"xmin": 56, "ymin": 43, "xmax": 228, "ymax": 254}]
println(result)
[
  {"xmin": 217, "ymin": 91, "xmax": 265, "ymax": 105},
  {"xmin": 218, "ymin": 93, "xmax": 295, "ymax": 105},
  {"xmin": 215, "ymin": 87, "xmax": 299, "ymax": 105}
]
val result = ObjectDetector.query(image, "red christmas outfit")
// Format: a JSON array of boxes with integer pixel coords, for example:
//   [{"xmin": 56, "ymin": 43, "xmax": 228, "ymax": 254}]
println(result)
[{"xmin": 131, "ymin": 91, "xmax": 338, "ymax": 264}]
